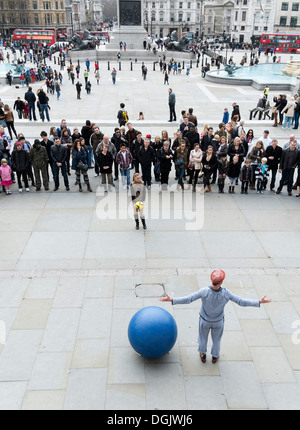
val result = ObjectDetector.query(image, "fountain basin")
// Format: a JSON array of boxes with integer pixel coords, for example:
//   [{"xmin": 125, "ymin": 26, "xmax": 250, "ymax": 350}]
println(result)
[{"xmin": 206, "ymin": 63, "xmax": 297, "ymax": 90}]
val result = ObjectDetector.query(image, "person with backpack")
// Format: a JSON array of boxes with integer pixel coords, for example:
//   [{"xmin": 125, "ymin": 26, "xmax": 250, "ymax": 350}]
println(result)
[{"xmin": 117, "ymin": 103, "xmax": 129, "ymax": 127}]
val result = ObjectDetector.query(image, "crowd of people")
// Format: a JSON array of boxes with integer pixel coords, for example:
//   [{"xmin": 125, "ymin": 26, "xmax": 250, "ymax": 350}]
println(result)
[{"xmin": 0, "ymin": 102, "xmax": 299, "ymax": 201}]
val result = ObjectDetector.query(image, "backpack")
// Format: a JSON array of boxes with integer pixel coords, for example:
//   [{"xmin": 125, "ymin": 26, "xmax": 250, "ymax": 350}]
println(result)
[{"xmin": 122, "ymin": 110, "xmax": 128, "ymax": 123}]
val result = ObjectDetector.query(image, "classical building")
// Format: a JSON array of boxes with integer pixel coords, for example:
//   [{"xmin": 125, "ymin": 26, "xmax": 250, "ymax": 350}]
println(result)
[
  {"xmin": 143, "ymin": 0, "xmax": 204, "ymax": 39},
  {"xmin": 0, "ymin": 0, "xmax": 68, "ymax": 39},
  {"xmin": 273, "ymin": 0, "xmax": 300, "ymax": 33},
  {"xmin": 203, "ymin": 0, "xmax": 234, "ymax": 39}
]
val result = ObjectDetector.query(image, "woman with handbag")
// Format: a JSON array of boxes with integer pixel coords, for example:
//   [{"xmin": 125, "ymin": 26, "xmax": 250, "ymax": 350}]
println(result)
[
  {"xmin": 188, "ymin": 143, "xmax": 203, "ymax": 192},
  {"xmin": 71, "ymin": 139, "xmax": 92, "ymax": 192}
]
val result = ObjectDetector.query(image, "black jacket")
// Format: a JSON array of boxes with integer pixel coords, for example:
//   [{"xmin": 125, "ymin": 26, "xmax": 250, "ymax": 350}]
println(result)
[
  {"xmin": 279, "ymin": 148, "xmax": 299, "ymax": 170},
  {"xmin": 81, "ymin": 125, "xmax": 93, "ymax": 146},
  {"xmin": 266, "ymin": 145, "xmax": 283, "ymax": 169},
  {"xmin": 11, "ymin": 149, "xmax": 30, "ymax": 172},
  {"xmin": 24, "ymin": 90, "xmax": 36, "ymax": 104},
  {"xmin": 111, "ymin": 133, "xmax": 128, "ymax": 152},
  {"xmin": 50, "ymin": 144, "xmax": 67, "ymax": 164},
  {"xmin": 37, "ymin": 91, "xmax": 48, "ymax": 104},
  {"xmin": 201, "ymin": 134, "xmax": 214, "ymax": 152},
  {"xmin": 139, "ymin": 145, "xmax": 155, "ymax": 166},
  {"xmin": 158, "ymin": 147, "xmax": 173, "ymax": 173},
  {"xmin": 227, "ymin": 161, "xmax": 241, "ymax": 178}
]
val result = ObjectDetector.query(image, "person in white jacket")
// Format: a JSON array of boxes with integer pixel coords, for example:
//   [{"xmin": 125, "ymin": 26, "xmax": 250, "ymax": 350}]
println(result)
[
  {"xmin": 282, "ymin": 97, "xmax": 295, "ymax": 130},
  {"xmin": 188, "ymin": 143, "xmax": 203, "ymax": 192}
]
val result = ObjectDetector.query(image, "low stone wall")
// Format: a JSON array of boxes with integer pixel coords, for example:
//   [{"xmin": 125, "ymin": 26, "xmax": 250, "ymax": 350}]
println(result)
[{"xmin": 68, "ymin": 49, "xmax": 195, "ymax": 63}]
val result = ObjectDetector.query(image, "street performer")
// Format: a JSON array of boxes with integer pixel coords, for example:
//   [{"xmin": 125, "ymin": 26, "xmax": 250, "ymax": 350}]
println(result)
[{"xmin": 160, "ymin": 270, "xmax": 271, "ymax": 363}]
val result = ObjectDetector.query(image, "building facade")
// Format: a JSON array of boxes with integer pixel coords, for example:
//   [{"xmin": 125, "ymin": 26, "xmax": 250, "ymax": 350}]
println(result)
[
  {"xmin": 143, "ymin": 0, "xmax": 204, "ymax": 39},
  {"xmin": 273, "ymin": 0, "xmax": 300, "ymax": 32},
  {"xmin": 0, "ymin": 0, "xmax": 68, "ymax": 39}
]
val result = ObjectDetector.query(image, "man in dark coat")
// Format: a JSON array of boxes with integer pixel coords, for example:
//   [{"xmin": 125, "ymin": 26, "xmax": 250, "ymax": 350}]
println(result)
[
  {"xmin": 24, "ymin": 86, "xmax": 37, "ymax": 121},
  {"xmin": 50, "ymin": 137, "xmax": 70, "ymax": 191},
  {"xmin": 276, "ymin": 140, "xmax": 299, "ymax": 196},
  {"xmin": 266, "ymin": 139, "xmax": 283, "ymax": 191},
  {"xmin": 11, "ymin": 142, "xmax": 30, "ymax": 191}
]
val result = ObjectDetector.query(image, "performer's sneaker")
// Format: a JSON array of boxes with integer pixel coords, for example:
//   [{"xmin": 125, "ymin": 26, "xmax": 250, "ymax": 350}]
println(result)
[
  {"xmin": 199, "ymin": 353, "xmax": 206, "ymax": 363},
  {"xmin": 212, "ymin": 356, "xmax": 219, "ymax": 364}
]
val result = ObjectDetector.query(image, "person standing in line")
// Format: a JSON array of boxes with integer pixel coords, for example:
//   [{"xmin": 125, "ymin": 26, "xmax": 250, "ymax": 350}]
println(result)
[
  {"xmin": 50, "ymin": 137, "xmax": 70, "ymax": 192},
  {"xmin": 29, "ymin": 139, "xmax": 49, "ymax": 191},
  {"xmin": 160, "ymin": 270, "xmax": 271, "ymax": 363},
  {"xmin": 116, "ymin": 142, "xmax": 133, "ymax": 190},
  {"xmin": 276, "ymin": 140, "xmax": 299, "ymax": 196}
]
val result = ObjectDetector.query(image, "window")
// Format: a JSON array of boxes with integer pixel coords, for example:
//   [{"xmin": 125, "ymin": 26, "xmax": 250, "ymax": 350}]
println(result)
[
  {"xmin": 56, "ymin": 1, "xmax": 58, "ymax": 9},
  {"xmin": 281, "ymin": 2, "xmax": 288, "ymax": 10},
  {"xmin": 292, "ymin": 2, "xmax": 299, "ymax": 11},
  {"xmin": 152, "ymin": 2, "xmax": 155, "ymax": 8},
  {"xmin": 187, "ymin": 13, "xmax": 191, "ymax": 22},
  {"xmin": 151, "ymin": 12, "xmax": 155, "ymax": 21},
  {"xmin": 56, "ymin": 13, "xmax": 60, "ymax": 24},
  {"xmin": 179, "ymin": 2, "xmax": 183, "ymax": 8},
  {"xmin": 242, "ymin": 11, "xmax": 246, "ymax": 21},
  {"xmin": 187, "ymin": 2, "xmax": 191, "ymax": 8},
  {"xmin": 178, "ymin": 13, "xmax": 183, "ymax": 22},
  {"xmin": 241, "ymin": 26, "xmax": 245, "ymax": 30},
  {"xmin": 290, "ymin": 16, "xmax": 298, "ymax": 26},
  {"xmin": 243, "ymin": 0, "xmax": 247, "ymax": 4},
  {"xmin": 33, "ymin": 1, "xmax": 37, "ymax": 9},
  {"xmin": 34, "ymin": 14, "xmax": 39, "ymax": 24},
  {"xmin": 279, "ymin": 16, "xmax": 287, "ymax": 26},
  {"xmin": 170, "ymin": 12, "xmax": 174, "ymax": 21},
  {"xmin": 159, "ymin": 12, "xmax": 163, "ymax": 21},
  {"xmin": 170, "ymin": 1, "xmax": 174, "ymax": 9}
]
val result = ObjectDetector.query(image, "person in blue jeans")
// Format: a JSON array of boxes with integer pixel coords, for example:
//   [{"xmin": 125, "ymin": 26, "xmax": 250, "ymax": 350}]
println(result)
[
  {"xmin": 160, "ymin": 270, "xmax": 271, "ymax": 363},
  {"xmin": 116, "ymin": 143, "xmax": 133, "ymax": 189}
]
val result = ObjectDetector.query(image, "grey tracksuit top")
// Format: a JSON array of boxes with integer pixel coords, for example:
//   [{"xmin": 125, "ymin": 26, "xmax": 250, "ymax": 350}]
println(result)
[{"xmin": 172, "ymin": 287, "xmax": 260, "ymax": 323}]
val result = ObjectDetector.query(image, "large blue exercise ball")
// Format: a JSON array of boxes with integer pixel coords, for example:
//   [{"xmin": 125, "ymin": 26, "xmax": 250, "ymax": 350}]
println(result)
[{"xmin": 128, "ymin": 306, "xmax": 178, "ymax": 358}]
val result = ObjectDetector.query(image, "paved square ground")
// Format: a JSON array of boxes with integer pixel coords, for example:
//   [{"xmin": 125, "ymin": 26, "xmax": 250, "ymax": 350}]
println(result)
[{"xmin": 0, "ymin": 47, "xmax": 300, "ymax": 410}]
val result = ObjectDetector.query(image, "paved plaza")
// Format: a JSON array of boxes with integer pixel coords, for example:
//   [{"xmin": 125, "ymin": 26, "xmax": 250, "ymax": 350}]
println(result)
[{"xmin": 0, "ymin": 48, "xmax": 300, "ymax": 410}]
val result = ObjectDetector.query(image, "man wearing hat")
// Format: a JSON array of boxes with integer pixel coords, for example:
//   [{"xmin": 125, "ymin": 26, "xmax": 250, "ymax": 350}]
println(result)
[{"xmin": 160, "ymin": 270, "xmax": 271, "ymax": 363}]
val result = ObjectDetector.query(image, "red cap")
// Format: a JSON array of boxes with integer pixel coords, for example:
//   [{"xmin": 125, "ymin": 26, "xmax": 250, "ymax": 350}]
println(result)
[
  {"xmin": 210, "ymin": 270, "xmax": 226, "ymax": 284},
  {"xmin": 146, "ymin": 134, "xmax": 151, "ymax": 138}
]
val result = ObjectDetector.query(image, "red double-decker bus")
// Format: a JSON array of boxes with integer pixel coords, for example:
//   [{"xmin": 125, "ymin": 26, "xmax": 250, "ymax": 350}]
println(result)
[
  {"xmin": 259, "ymin": 33, "xmax": 300, "ymax": 54},
  {"xmin": 78, "ymin": 30, "xmax": 110, "ymax": 42},
  {"xmin": 12, "ymin": 29, "xmax": 56, "ymax": 47}
]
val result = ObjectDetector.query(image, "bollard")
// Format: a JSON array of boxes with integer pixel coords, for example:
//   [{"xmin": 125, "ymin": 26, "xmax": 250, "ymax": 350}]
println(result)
[
  {"xmin": 108, "ymin": 61, "xmax": 110, "ymax": 70},
  {"xmin": 182, "ymin": 61, "xmax": 185, "ymax": 70},
  {"xmin": 190, "ymin": 60, "xmax": 192, "ymax": 68},
  {"xmin": 196, "ymin": 59, "xmax": 199, "ymax": 68},
  {"xmin": 153, "ymin": 62, "xmax": 155, "ymax": 71},
  {"xmin": 54, "ymin": 56, "xmax": 56, "ymax": 64},
  {"xmin": 131, "ymin": 62, "xmax": 133, "ymax": 71},
  {"xmin": 119, "ymin": 62, "xmax": 121, "ymax": 71}
]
